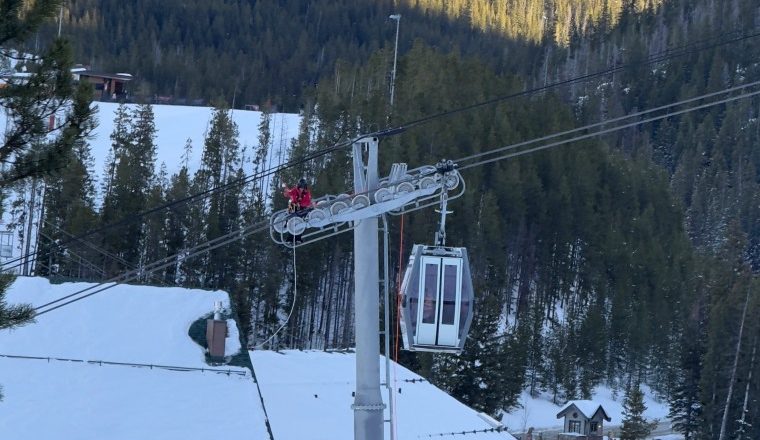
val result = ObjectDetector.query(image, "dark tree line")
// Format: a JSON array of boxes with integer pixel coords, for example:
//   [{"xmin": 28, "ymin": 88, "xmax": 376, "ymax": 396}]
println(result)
[{"xmin": 20, "ymin": 0, "xmax": 669, "ymax": 112}]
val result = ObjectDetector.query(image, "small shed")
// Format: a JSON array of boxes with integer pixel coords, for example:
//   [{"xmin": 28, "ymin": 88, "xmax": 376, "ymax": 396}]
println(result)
[{"xmin": 556, "ymin": 400, "xmax": 611, "ymax": 440}]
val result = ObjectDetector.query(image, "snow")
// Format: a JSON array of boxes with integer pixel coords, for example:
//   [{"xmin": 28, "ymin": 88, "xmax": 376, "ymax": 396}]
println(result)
[
  {"xmin": 0, "ymin": 277, "xmax": 269, "ymax": 439},
  {"xmin": 89, "ymin": 102, "xmax": 301, "ymax": 197},
  {"xmin": 0, "ymin": 277, "xmax": 229, "ymax": 366},
  {"xmin": 0, "ymin": 278, "xmax": 509, "ymax": 439},
  {"xmin": 502, "ymin": 385, "xmax": 670, "ymax": 432},
  {"xmin": 0, "ymin": 101, "xmax": 300, "ymax": 183},
  {"xmin": 0, "ymin": 358, "xmax": 259, "ymax": 440},
  {"xmin": 0, "ymin": 102, "xmax": 301, "ymax": 270},
  {"xmin": 224, "ymin": 318, "xmax": 241, "ymax": 357},
  {"xmin": 250, "ymin": 349, "xmax": 516, "ymax": 440}
]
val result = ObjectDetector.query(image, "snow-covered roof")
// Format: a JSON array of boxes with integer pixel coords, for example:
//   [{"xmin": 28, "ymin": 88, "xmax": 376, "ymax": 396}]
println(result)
[
  {"xmin": 250, "ymin": 349, "xmax": 516, "ymax": 439},
  {"xmin": 557, "ymin": 400, "xmax": 611, "ymax": 421},
  {"xmin": 0, "ymin": 277, "xmax": 268, "ymax": 439},
  {"xmin": 1, "ymin": 71, "xmax": 32, "ymax": 79},
  {"xmin": 77, "ymin": 70, "xmax": 134, "ymax": 81}
]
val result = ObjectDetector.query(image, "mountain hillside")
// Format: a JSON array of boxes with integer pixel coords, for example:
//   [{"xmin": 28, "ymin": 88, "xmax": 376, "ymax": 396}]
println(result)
[
  {"xmin": 41, "ymin": 0, "xmax": 666, "ymax": 109},
  {"xmin": 4, "ymin": 1, "xmax": 760, "ymax": 439}
]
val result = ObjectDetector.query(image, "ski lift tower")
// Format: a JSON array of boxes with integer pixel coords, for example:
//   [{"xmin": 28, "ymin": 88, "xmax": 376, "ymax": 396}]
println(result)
[
  {"xmin": 270, "ymin": 136, "xmax": 465, "ymax": 440},
  {"xmin": 352, "ymin": 136, "xmax": 383, "ymax": 440}
]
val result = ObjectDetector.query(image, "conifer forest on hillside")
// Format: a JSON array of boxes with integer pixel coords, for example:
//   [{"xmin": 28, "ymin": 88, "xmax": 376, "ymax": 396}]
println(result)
[{"xmin": 4, "ymin": 0, "xmax": 760, "ymax": 438}]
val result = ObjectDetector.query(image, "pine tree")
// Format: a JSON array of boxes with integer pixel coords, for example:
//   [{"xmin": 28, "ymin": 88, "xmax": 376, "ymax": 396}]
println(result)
[
  {"xmin": 37, "ymin": 133, "xmax": 98, "ymax": 278},
  {"xmin": 100, "ymin": 104, "xmax": 132, "ymax": 207},
  {"xmin": 0, "ymin": 0, "xmax": 94, "ymax": 335},
  {"xmin": 139, "ymin": 163, "xmax": 168, "ymax": 281},
  {"xmin": 194, "ymin": 104, "xmax": 242, "ymax": 289},
  {"xmin": 621, "ymin": 385, "xmax": 655, "ymax": 440},
  {"xmin": 0, "ymin": 274, "xmax": 32, "ymax": 330},
  {"xmin": 668, "ymin": 327, "xmax": 704, "ymax": 440},
  {"xmin": 163, "ymin": 140, "xmax": 193, "ymax": 285},
  {"xmin": 99, "ymin": 103, "xmax": 157, "ymax": 273},
  {"xmin": 253, "ymin": 110, "xmax": 272, "ymax": 198},
  {"xmin": 0, "ymin": 3, "xmax": 95, "ymax": 185},
  {"xmin": 0, "ymin": 273, "xmax": 34, "ymax": 402}
]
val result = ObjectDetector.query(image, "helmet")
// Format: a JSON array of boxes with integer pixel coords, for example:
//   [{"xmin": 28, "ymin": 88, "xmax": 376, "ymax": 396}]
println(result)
[{"xmin": 297, "ymin": 178, "xmax": 308, "ymax": 189}]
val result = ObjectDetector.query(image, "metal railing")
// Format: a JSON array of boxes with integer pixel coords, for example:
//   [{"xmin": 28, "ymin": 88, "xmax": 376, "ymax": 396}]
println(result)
[{"xmin": 0, "ymin": 353, "xmax": 249, "ymax": 377}]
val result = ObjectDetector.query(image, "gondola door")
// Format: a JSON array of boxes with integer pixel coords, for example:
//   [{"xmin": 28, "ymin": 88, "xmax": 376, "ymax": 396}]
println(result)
[
  {"xmin": 437, "ymin": 257, "xmax": 462, "ymax": 346},
  {"xmin": 415, "ymin": 255, "xmax": 463, "ymax": 348}
]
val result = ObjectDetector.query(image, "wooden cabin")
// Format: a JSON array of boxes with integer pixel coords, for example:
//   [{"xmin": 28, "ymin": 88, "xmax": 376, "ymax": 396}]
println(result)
[{"xmin": 556, "ymin": 400, "xmax": 611, "ymax": 440}]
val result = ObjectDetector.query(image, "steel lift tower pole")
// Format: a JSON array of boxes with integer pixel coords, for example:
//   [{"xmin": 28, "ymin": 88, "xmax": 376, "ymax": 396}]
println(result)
[{"xmin": 351, "ymin": 137, "xmax": 385, "ymax": 440}]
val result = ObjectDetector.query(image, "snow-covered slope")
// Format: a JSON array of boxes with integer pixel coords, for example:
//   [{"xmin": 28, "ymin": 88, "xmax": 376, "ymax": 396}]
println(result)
[
  {"xmin": 250, "ymin": 349, "xmax": 516, "ymax": 440},
  {"xmin": 0, "ymin": 102, "xmax": 301, "ymax": 270},
  {"xmin": 0, "ymin": 277, "xmax": 268, "ymax": 440},
  {"xmin": 89, "ymin": 102, "xmax": 301, "ymax": 184}
]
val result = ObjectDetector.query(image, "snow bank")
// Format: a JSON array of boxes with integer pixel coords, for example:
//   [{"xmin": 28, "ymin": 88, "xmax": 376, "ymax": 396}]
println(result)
[
  {"xmin": 250, "ymin": 349, "xmax": 516, "ymax": 440},
  {"xmin": 225, "ymin": 317, "xmax": 241, "ymax": 357}
]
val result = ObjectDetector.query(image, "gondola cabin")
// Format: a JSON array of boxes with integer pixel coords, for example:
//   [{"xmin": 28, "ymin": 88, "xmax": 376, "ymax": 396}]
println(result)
[{"xmin": 399, "ymin": 244, "xmax": 474, "ymax": 353}]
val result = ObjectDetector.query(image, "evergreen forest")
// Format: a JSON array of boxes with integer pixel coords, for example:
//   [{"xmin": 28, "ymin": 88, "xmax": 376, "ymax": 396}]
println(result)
[{"xmin": 6, "ymin": 0, "xmax": 760, "ymax": 438}]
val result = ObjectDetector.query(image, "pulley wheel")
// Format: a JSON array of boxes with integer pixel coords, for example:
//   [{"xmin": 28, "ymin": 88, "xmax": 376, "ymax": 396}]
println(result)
[
  {"xmin": 287, "ymin": 216, "xmax": 307, "ymax": 236},
  {"xmin": 395, "ymin": 182, "xmax": 415, "ymax": 195},
  {"xmin": 418, "ymin": 176, "xmax": 438, "ymax": 190},
  {"xmin": 330, "ymin": 200, "xmax": 350, "ymax": 215},
  {"xmin": 351, "ymin": 194, "xmax": 371, "ymax": 210},
  {"xmin": 443, "ymin": 173, "xmax": 459, "ymax": 189},
  {"xmin": 272, "ymin": 212, "xmax": 289, "ymax": 234},
  {"xmin": 307, "ymin": 208, "xmax": 328, "ymax": 223},
  {"xmin": 374, "ymin": 187, "xmax": 393, "ymax": 203}
]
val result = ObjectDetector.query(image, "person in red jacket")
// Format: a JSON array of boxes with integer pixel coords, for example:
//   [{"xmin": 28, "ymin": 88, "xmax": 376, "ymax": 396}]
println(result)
[
  {"xmin": 281, "ymin": 178, "xmax": 313, "ymax": 244},
  {"xmin": 282, "ymin": 178, "xmax": 312, "ymax": 213}
]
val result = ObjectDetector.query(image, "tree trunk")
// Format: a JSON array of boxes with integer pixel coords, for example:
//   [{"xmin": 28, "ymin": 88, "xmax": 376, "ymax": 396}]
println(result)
[
  {"xmin": 736, "ymin": 338, "xmax": 757, "ymax": 439},
  {"xmin": 718, "ymin": 284, "xmax": 752, "ymax": 440}
]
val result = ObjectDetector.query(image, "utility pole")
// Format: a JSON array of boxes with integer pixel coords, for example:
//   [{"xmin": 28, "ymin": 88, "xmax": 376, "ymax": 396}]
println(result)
[
  {"xmin": 718, "ymin": 283, "xmax": 752, "ymax": 440},
  {"xmin": 58, "ymin": 5, "xmax": 63, "ymax": 37},
  {"xmin": 389, "ymin": 14, "xmax": 401, "ymax": 107},
  {"xmin": 351, "ymin": 137, "xmax": 384, "ymax": 440},
  {"xmin": 23, "ymin": 177, "xmax": 38, "ymax": 276}
]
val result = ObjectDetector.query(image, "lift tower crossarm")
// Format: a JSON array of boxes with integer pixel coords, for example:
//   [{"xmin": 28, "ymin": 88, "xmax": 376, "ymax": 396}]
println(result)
[{"xmin": 269, "ymin": 163, "xmax": 464, "ymax": 248}]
